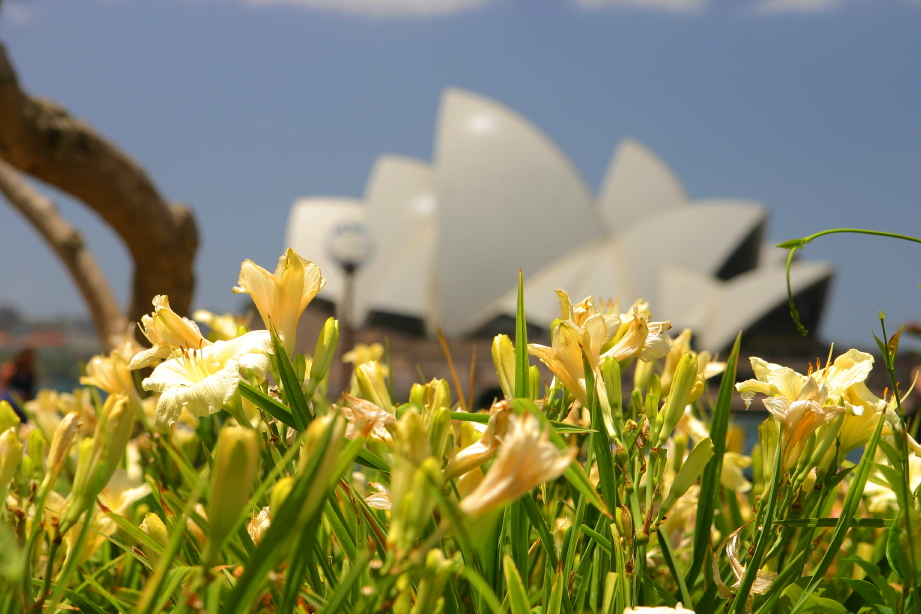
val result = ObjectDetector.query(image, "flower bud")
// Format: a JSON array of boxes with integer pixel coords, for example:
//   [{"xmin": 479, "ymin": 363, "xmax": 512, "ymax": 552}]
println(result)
[
  {"xmin": 44, "ymin": 412, "xmax": 80, "ymax": 488},
  {"xmin": 204, "ymin": 426, "xmax": 260, "ymax": 567},
  {"xmin": 307, "ymin": 317, "xmax": 339, "ymax": 397},
  {"xmin": 139, "ymin": 512, "xmax": 169, "ymax": 566},
  {"xmin": 491, "ymin": 334, "xmax": 515, "ymax": 399},
  {"xmin": 356, "ymin": 362, "xmax": 392, "ymax": 413},
  {"xmin": 655, "ymin": 353, "xmax": 698, "ymax": 447},
  {"xmin": 27, "ymin": 428, "xmax": 47, "ymax": 477},
  {"xmin": 271, "ymin": 476, "xmax": 294, "ymax": 511},
  {"xmin": 0, "ymin": 427, "xmax": 22, "ymax": 495},
  {"xmin": 0, "ymin": 401, "xmax": 20, "ymax": 433},
  {"xmin": 529, "ymin": 365, "xmax": 541, "ymax": 400},
  {"xmin": 409, "ymin": 383, "xmax": 425, "ymax": 407}
]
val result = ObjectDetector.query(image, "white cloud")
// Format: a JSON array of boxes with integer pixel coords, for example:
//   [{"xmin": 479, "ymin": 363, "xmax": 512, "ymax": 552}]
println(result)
[
  {"xmin": 2, "ymin": 1, "xmax": 41, "ymax": 25},
  {"xmin": 572, "ymin": 0, "xmax": 711, "ymax": 12},
  {"xmin": 750, "ymin": 0, "xmax": 845, "ymax": 13},
  {"xmin": 243, "ymin": 0, "xmax": 493, "ymax": 17}
]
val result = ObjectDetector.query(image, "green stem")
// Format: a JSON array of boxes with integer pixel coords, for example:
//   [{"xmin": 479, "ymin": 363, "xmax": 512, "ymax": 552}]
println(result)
[{"xmin": 780, "ymin": 228, "xmax": 921, "ymax": 336}]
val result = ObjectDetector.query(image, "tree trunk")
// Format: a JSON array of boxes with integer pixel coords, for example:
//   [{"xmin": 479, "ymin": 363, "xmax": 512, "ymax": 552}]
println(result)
[
  {"xmin": 0, "ymin": 160, "xmax": 126, "ymax": 349},
  {"xmin": 0, "ymin": 41, "xmax": 198, "ymax": 338}
]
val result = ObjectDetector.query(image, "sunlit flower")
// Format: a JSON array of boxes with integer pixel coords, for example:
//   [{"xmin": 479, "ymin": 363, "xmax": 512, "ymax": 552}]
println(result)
[
  {"xmin": 864, "ymin": 452, "xmax": 921, "ymax": 513},
  {"xmin": 601, "ymin": 306, "xmax": 672, "ymax": 363},
  {"xmin": 142, "ymin": 331, "xmax": 272, "ymax": 426},
  {"xmin": 721, "ymin": 452, "xmax": 753, "ymax": 493},
  {"xmin": 444, "ymin": 401, "xmax": 514, "ymax": 479},
  {"xmin": 192, "ymin": 309, "xmax": 244, "ymax": 341},
  {"xmin": 129, "ymin": 295, "xmax": 210, "ymax": 370},
  {"xmin": 762, "ymin": 377, "xmax": 844, "ymax": 470},
  {"xmin": 528, "ymin": 320, "xmax": 590, "ymax": 405},
  {"xmin": 460, "ymin": 413, "xmax": 575, "ymax": 518},
  {"xmin": 233, "ymin": 248, "xmax": 325, "ymax": 355},
  {"xmin": 81, "ymin": 337, "xmax": 142, "ymax": 407},
  {"xmin": 341, "ymin": 393, "xmax": 396, "ymax": 441}
]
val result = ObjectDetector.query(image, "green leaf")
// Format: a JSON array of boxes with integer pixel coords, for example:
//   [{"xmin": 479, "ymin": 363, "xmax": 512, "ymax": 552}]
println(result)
[
  {"xmin": 239, "ymin": 381, "xmax": 297, "ymax": 429},
  {"xmin": 503, "ymin": 554, "xmax": 531, "ymax": 614},
  {"xmin": 659, "ymin": 437, "xmax": 713, "ymax": 523},
  {"xmin": 320, "ymin": 551, "xmax": 370, "ymax": 613},
  {"xmin": 514, "ymin": 270, "xmax": 529, "ymax": 399},
  {"xmin": 774, "ymin": 518, "xmax": 891, "ymax": 529},
  {"xmin": 271, "ymin": 329, "xmax": 311, "ymax": 430},
  {"xmin": 687, "ymin": 331, "xmax": 741, "ymax": 586},
  {"xmin": 842, "ymin": 579, "xmax": 885, "ymax": 608},
  {"xmin": 521, "ymin": 493, "xmax": 558, "ymax": 569}
]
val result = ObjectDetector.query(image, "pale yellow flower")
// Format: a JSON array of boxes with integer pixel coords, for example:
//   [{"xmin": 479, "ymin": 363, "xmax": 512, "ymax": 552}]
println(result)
[
  {"xmin": 129, "ymin": 295, "xmax": 210, "ymax": 370},
  {"xmin": 81, "ymin": 338, "xmax": 141, "ymax": 406},
  {"xmin": 762, "ymin": 377, "xmax": 844, "ymax": 471},
  {"xmin": 528, "ymin": 320, "xmax": 590, "ymax": 405},
  {"xmin": 444, "ymin": 401, "xmax": 514, "ymax": 479},
  {"xmin": 192, "ymin": 309, "xmax": 244, "ymax": 341},
  {"xmin": 142, "ymin": 331, "xmax": 272, "ymax": 426},
  {"xmin": 460, "ymin": 413, "xmax": 575, "ymax": 518},
  {"xmin": 601, "ymin": 306, "xmax": 672, "ymax": 363},
  {"xmin": 721, "ymin": 452, "xmax": 753, "ymax": 493},
  {"xmin": 233, "ymin": 248, "xmax": 326, "ymax": 356}
]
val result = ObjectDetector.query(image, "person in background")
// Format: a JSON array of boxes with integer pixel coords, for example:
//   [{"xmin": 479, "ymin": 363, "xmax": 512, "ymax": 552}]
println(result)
[{"xmin": 0, "ymin": 348, "xmax": 35, "ymax": 421}]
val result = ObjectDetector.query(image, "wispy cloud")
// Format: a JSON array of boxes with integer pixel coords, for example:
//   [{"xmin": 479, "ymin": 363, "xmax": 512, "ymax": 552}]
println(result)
[
  {"xmin": 242, "ymin": 0, "xmax": 493, "ymax": 17},
  {"xmin": 572, "ymin": 0, "xmax": 711, "ymax": 11},
  {"xmin": 749, "ymin": 0, "xmax": 844, "ymax": 13}
]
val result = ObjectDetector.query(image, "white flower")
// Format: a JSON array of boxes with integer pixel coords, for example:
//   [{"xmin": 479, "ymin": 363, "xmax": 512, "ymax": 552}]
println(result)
[
  {"xmin": 142, "ymin": 331, "xmax": 272, "ymax": 427},
  {"xmin": 129, "ymin": 295, "xmax": 210, "ymax": 370},
  {"xmin": 365, "ymin": 483, "xmax": 392, "ymax": 510},
  {"xmin": 341, "ymin": 394, "xmax": 396, "ymax": 441}
]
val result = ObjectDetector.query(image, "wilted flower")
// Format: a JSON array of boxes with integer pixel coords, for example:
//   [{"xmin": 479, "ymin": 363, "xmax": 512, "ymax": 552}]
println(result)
[
  {"xmin": 365, "ymin": 483, "xmax": 392, "ymax": 511},
  {"xmin": 714, "ymin": 525, "xmax": 776, "ymax": 600},
  {"xmin": 460, "ymin": 412, "xmax": 575, "ymax": 518},
  {"xmin": 233, "ymin": 248, "xmax": 325, "ymax": 356},
  {"xmin": 142, "ymin": 330, "xmax": 272, "ymax": 427},
  {"xmin": 129, "ymin": 295, "xmax": 210, "ymax": 370},
  {"xmin": 247, "ymin": 507, "xmax": 272, "ymax": 545},
  {"xmin": 341, "ymin": 393, "xmax": 396, "ymax": 441}
]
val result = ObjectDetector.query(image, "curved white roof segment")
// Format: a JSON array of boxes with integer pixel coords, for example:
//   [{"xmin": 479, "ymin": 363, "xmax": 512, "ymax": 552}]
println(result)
[
  {"xmin": 286, "ymin": 88, "xmax": 833, "ymax": 352},
  {"xmin": 434, "ymin": 89, "xmax": 605, "ymax": 336}
]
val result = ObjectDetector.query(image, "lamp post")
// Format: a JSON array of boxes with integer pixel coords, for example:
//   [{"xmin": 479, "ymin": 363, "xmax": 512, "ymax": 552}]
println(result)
[{"xmin": 328, "ymin": 220, "xmax": 372, "ymax": 395}]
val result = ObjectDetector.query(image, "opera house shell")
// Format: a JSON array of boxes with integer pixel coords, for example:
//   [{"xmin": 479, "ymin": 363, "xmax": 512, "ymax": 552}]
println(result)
[{"xmin": 286, "ymin": 88, "xmax": 832, "ymax": 353}]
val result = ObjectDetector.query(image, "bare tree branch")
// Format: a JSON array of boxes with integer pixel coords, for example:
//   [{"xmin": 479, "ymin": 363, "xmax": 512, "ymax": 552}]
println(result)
[
  {"xmin": 0, "ymin": 160, "xmax": 126, "ymax": 348},
  {"xmin": 0, "ymin": 41, "xmax": 198, "ymax": 330}
]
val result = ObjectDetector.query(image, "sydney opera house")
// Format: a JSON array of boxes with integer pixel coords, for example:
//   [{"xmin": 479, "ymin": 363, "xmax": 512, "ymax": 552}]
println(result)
[{"xmin": 286, "ymin": 88, "xmax": 832, "ymax": 354}]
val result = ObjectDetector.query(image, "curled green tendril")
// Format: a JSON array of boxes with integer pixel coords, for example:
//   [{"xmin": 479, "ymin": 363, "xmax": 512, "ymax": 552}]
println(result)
[{"xmin": 778, "ymin": 229, "xmax": 921, "ymax": 337}]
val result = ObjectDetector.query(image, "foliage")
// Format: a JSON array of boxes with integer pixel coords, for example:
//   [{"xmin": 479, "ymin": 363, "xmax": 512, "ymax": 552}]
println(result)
[{"xmin": 0, "ymin": 247, "xmax": 918, "ymax": 614}]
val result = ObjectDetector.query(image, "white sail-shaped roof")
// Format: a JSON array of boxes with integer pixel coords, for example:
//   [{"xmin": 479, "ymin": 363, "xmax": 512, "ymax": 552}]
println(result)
[
  {"xmin": 285, "ymin": 87, "xmax": 833, "ymax": 350},
  {"xmin": 434, "ymin": 89, "xmax": 605, "ymax": 336},
  {"xmin": 355, "ymin": 155, "xmax": 437, "ymax": 325},
  {"xmin": 285, "ymin": 197, "xmax": 365, "ymax": 301},
  {"xmin": 597, "ymin": 138, "xmax": 687, "ymax": 234}
]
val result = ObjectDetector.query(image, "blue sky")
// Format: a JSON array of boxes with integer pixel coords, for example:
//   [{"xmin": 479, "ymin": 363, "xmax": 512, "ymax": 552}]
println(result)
[{"xmin": 0, "ymin": 0, "xmax": 918, "ymax": 351}]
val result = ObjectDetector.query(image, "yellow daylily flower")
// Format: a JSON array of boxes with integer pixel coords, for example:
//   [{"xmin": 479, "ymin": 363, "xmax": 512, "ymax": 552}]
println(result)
[
  {"xmin": 192, "ymin": 309, "xmax": 244, "ymax": 341},
  {"xmin": 247, "ymin": 507, "xmax": 272, "ymax": 545},
  {"xmin": 444, "ymin": 401, "xmax": 514, "ymax": 479},
  {"xmin": 129, "ymin": 295, "xmax": 210, "ymax": 370},
  {"xmin": 762, "ymin": 377, "xmax": 844, "ymax": 471},
  {"xmin": 721, "ymin": 452, "xmax": 753, "ymax": 493},
  {"xmin": 528, "ymin": 320, "xmax": 590, "ymax": 405},
  {"xmin": 601, "ymin": 306, "xmax": 672, "ymax": 363},
  {"xmin": 233, "ymin": 248, "xmax": 326, "ymax": 356},
  {"xmin": 365, "ymin": 483, "xmax": 392, "ymax": 511},
  {"xmin": 459, "ymin": 412, "xmax": 576, "ymax": 518},
  {"xmin": 141, "ymin": 331, "xmax": 273, "ymax": 427},
  {"xmin": 81, "ymin": 337, "xmax": 142, "ymax": 408}
]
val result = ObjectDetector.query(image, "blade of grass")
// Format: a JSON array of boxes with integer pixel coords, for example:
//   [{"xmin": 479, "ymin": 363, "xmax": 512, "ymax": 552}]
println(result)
[
  {"xmin": 271, "ymin": 329, "xmax": 310, "ymax": 430},
  {"xmin": 239, "ymin": 381, "xmax": 297, "ymax": 429},
  {"xmin": 514, "ymin": 270, "xmax": 529, "ymax": 399},
  {"xmin": 687, "ymin": 332, "xmax": 741, "ymax": 586},
  {"xmin": 437, "ymin": 326, "xmax": 468, "ymax": 411}
]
